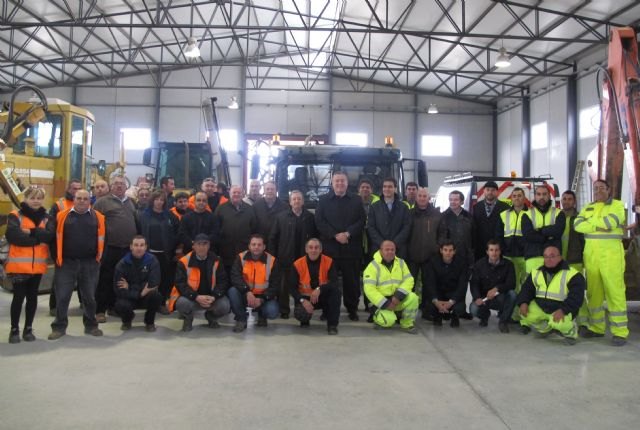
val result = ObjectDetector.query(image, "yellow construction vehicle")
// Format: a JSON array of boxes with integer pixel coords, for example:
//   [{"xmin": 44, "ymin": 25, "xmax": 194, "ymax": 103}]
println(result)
[{"xmin": 0, "ymin": 85, "xmax": 96, "ymax": 291}]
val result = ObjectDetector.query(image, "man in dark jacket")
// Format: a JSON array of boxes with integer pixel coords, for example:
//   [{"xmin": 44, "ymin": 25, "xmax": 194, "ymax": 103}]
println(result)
[
  {"xmin": 407, "ymin": 187, "xmax": 441, "ymax": 316},
  {"xmin": 522, "ymin": 185, "xmax": 566, "ymax": 274},
  {"xmin": 315, "ymin": 171, "xmax": 366, "ymax": 321},
  {"xmin": 472, "ymin": 181, "xmax": 510, "ymax": 261},
  {"xmin": 214, "ymin": 185, "xmax": 257, "ymax": 274},
  {"xmin": 424, "ymin": 240, "xmax": 469, "ymax": 327},
  {"xmin": 516, "ymin": 245, "xmax": 585, "ymax": 345},
  {"xmin": 438, "ymin": 190, "xmax": 475, "ymax": 269},
  {"xmin": 253, "ymin": 181, "xmax": 288, "ymax": 247},
  {"xmin": 469, "ymin": 240, "xmax": 516, "ymax": 333},
  {"xmin": 170, "ymin": 233, "xmax": 230, "ymax": 332},
  {"xmin": 113, "ymin": 236, "xmax": 163, "ymax": 332},
  {"xmin": 367, "ymin": 177, "xmax": 412, "ymax": 259},
  {"xmin": 229, "ymin": 234, "xmax": 280, "ymax": 332},
  {"xmin": 268, "ymin": 190, "xmax": 317, "ymax": 318},
  {"xmin": 179, "ymin": 191, "xmax": 217, "ymax": 254}
]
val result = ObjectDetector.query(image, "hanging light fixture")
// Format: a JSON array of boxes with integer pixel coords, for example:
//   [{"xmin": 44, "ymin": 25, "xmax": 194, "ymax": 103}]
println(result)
[
  {"xmin": 427, "ymin": 103, "xmax": 438, "ymax": 114},
  {"xmin": 228, "ymin": 96, "xmax": 239, "ymax": 110},
  {"xmin": 495, "ymin": 46, "xmax": 511, "ymax": 68},
  {"xmin": 184, "ymin": 37, "xmax": 201, "ymax": 59}
]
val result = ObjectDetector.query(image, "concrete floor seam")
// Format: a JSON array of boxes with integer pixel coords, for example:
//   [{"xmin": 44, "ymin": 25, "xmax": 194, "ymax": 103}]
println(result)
[{"xmin": 417, "ymin": 324, "xmax": 513, "ymax": 430}]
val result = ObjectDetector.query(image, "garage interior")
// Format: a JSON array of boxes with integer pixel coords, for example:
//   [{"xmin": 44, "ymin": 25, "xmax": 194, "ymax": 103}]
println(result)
[{"xmin": 1, "ymin": 1, "xmax": 640, "ymax": 429}]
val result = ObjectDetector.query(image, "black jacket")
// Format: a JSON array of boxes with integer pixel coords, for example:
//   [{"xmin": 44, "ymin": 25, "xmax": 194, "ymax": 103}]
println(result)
[
  {"xmin": 516, "ymin": 260, "xmax": 585, "ymax": 317},
  {"xmin": 268, "ymin": 208, "xmax": 317, "ymax": 266},
  {"xmin": 367, "ymin": 197, "xmax": 412, "ymax": 258},
  {"xmin": 174, "ymin": 251, "xmax": 229, "ymax": 300},
  {"xmin": 424, "ymin": 254, "xmax": 469, "ymax": 303},
  {"xmin": 179, "ymin": 210, "xmax": 218, "ymax": 252},
  {"xmin": 472, "ymin": 199, "xmax": 510, "ymax": 260},
  {"xmin": 563, "ymin": 210, "xmax": 585, "ymax": 265},
  {"xmin": 470, "ymin": 257, "xmax": 515, "ymax": 300},
  {"xmin": 315, "ymin": 190, "xmax": 366, "ymax": 259},
  {"xmin": 521, "ymin": 201, "xmax": 566, "ymax": 259},
  {"xmin": 230, "ymin": 252, "xmax": 280, "ymax": 299},
  {"xmin": 253, "ymin": 197, "xmax": 289, "ymax": 246},
  {"xmin": 139, "ymin": 209, "xmax": 180, "ymax": 255},
  {"xmin": 214, "ymin": 201, "xmax": 257, "ymax": 267},
  {"xmin": 407, "ymin": 204, "xmax": 441, "ymax": 264},
  {"xmin": 113, "ymin": 252, "xmax": 161, "ymax": 301},
  {"xmin": 438, "ymin": 207, "xmax": 475, "ymax": 268}
]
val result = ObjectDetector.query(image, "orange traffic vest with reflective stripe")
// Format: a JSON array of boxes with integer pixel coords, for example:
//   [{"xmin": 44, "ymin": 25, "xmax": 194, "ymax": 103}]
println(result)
[
  {"xmin": 239, "ymin": 251, "xmax": 275, "ymax": 296},
  {"xmin": 188, "ymin": 194, "xmax": 228, "ymax": 212},
  {"xmin": 55, "ymin": 198, "xmax": 74, "ymax": 212},
  {"xmin": 293, "ymin": 254, "xmax": 332, "ymax": 296},
  {"xmin": 167, "ymin": 252, "xmax": 219, "ymax": 312},
  {"xmin": 55, "ymin": 208, "xmax": 106, "ymax": 266},
  {"xmin": 5, "ymin": 210, "xmax": 50, "ymax": 274}
]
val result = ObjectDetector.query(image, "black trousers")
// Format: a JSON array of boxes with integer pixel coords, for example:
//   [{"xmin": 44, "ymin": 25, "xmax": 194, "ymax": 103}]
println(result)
[
  {"xmin": 426, "ymin": 300, "xmax": 466, "ymax": 320},
  {"xmin": 10, "ymin": 274, "xmax": 42, "ymax": 329},
  {"xmin": 278, "ymin": 265, "xmax": 293, "ymax": 315},
  {"xmin": 333, "ymin": 258, "xmax": 361, "ymax": 313},
  {"xmin": 293, "ymin": 286, "xmax": 341, "ymax": 327},
  {"xmin": 114, "ymin": 291, "xmax": 163, "ymax": 325},
  {"xmin": 96, "ymin": 246, "xmax": 129, "ymax": 314},
  {"xmin": 407, "ymin": 259, "xmax": 430, "ymax": 311},
  {"xmin": 150, "ymin": 251, "xmax": 175, "ymax": 301}
]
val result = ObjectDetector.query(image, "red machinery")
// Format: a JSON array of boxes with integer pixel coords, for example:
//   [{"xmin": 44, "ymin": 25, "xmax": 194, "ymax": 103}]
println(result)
[{"xmin": 588, "ymin": 27, "xmax": 640, "ymax": 223}]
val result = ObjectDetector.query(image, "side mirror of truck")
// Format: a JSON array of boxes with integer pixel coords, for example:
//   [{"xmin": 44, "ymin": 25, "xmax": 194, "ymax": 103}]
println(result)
[{"xmin": 417, "ymin": 160, "xmax": 428, "ymax": 187}]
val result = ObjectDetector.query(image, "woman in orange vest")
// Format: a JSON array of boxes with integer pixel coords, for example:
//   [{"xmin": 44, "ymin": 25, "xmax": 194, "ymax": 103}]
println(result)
[{"xmin": 5, "ymin": 187, "xmax": 54, "ymax": 344}]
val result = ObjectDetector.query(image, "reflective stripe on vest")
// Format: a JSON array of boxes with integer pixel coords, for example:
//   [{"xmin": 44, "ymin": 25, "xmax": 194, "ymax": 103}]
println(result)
[
  {"xmin": 56, "ymin": 198, "xmax": 73, "ymax": 212},
  {"xmin": 529, "ymin": 207, "xmax": 557, "ymax": 230},
  {"xmin": 5, "ymin": 210, "xmax": 49, "ymax": 274},
  {"xmin": 501, "ymin": 209, "xmax": 523, "ymax": 237},
  {"xmin": 239, "ymin": 251, "xmax": 275, "ymax": 295},
  {"xmin": 293, "ymin": 254, "xmax": 332, "ymax": 296},
  {"xmin": 167, "ymin": 253, "xmax": 219, "ymax": 312},
  {"xmin": 532, "ymin": 267, "xmax": 578, "ymax": 302}
]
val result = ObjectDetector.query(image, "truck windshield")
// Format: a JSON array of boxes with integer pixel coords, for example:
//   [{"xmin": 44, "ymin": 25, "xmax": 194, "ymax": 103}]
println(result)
[
  {"xmin": 157, "ymin": 144, "xmax": 211, "ymax": 189},
  {"xmin": 12, "ymin": 114, "xmax": 63, "ymax": 158}
]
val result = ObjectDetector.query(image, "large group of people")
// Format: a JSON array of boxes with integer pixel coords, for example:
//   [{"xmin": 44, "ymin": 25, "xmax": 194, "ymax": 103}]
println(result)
[{"xmin": 4, "ymin": 172, "xmax": 632, "ymax": 347}]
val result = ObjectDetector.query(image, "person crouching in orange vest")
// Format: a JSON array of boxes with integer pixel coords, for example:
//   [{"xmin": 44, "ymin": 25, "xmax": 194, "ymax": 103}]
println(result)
[
  {"xmin": 229, "ymin": 234, "xmax": 280, "ymax": 333},
  {"xmin": 5, "ymin": 187, "xmax": 54, "ymax": 344},
  {"xmin": 167, "ymin": 233, "xmax": 230, "ymax": 332},
  {"xmin": 48, "ymin": 190, "xmax": 105, "ymax": 340},
  {"xmin": 291, "ymin": 238, "xmax": 341, "ymax": 335}
]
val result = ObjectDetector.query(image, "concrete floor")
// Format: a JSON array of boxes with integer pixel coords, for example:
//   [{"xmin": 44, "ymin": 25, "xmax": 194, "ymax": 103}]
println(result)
[{"xmin": 0, "ymin": 290, "xmax": 639, "ymax": 430}]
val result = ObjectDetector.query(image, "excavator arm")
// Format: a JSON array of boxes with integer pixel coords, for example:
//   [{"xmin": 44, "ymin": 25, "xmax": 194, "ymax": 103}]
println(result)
[{"xmin": 588, "ymin": 27, "xmax": 640, "ymax": 224}]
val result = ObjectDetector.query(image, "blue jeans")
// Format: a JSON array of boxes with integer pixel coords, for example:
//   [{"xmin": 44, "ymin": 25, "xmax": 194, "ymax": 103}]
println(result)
[
  {"xmin": 228, "ymin": 288, "xmax": 279, "ymax": 322},
  {"xmin": 469, "ymin": 290, "xmax": 516, "ymax": 323}
]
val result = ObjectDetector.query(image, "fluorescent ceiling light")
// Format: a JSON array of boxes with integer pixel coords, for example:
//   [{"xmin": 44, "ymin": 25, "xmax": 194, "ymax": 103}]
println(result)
[
  {"xmin": 495, "ymin": 47, "xmax": 511, "ymax": 68},
  {"xmin": 427, "ymin": 104, "xmax": 438, "ymax": 114},
  {"xmin": 184, "ymin": 37, "xmax": 200, "ymax": 59},
  {"xmin": 228, "ymin": 96, "xmax": 239, "ymax": 110}
]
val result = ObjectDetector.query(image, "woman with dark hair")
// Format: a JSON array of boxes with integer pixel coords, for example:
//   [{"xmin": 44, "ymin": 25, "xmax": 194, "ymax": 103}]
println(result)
[
  {"xmin": 5, "ymin": 187, "xmax": 54, "ymax": 343},
  {"xmin": 138, "ymin": 190, "xmax": 180, "ymax": 313}
]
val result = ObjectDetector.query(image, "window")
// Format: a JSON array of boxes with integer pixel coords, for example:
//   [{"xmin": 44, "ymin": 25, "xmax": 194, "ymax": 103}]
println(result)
[
  {"xmin": 580, "ymin": 105, "xmax": 601, "ymax": 139},
  {"xmin": 14, "ymin": 114, "xmax": 62, "ymax": 157},
  {"xmin": 219, "ymin": 129, "xmax": 238, "ymax": 152},
  {"xmin": 531, "ymin": 122, "xmax": 548, "ymax": 150},
  {"xmin": 70, "ymin": 116, "xmax": 85, "ymax": 181},
  {"xmin": 335, "ymin": 132, "xmax": 367, "ymax": 147},
  {"xmin": 421, "ymin": 135, "xmax": 452, "ymax": 157},
  {"xmin": 121, "ymin": 128, "xmax": 151, "ymax": 150}
]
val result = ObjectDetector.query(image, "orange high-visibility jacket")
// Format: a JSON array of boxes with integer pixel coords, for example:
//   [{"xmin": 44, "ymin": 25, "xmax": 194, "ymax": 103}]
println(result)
[
  {"xmin": 293, "ymin": 254, "xmax": 332, "ymax": 296},
  {"xmin": 5, "ymin": 210, "xmax": 50, "ymax": 275},
  {"xmin": 55, "ymin": 208, "xmax": 106, "ymax": 266},
  {"xmin": 239, "ymin": 251, "xmax": 275, "ymax": 296},
  {"xmin": 167, "ymin": 252, "xmax": 219, "ymax": 312}
]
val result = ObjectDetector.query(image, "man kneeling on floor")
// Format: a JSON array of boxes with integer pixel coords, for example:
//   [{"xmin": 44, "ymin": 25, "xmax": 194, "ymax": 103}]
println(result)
[
  {"xmin": 469, "ymin": 239, "xmax": 517, "ymax": 333},
  {"xmin": 113, "ymin": 235, "xmax": 164, "ymax": 332},
  {"xmin": 168, "ymin": 234, "xmax": 230, "ymax": 332},
  {"xmin": 424, "ymin": 240, "xmax": 469, "ymax": 328},
  {"xmin": 363, "ymin": 240, "xmax": 419, "ymax": 334},
  {"xmin": 290, "ymin": 238, "xmax": 340, "ymax": 335},
  {"xmin": 516, "ymin": 245, "xmax": 585, "ymax": 345},
  {"xmin": 230, "ymin": 234, "xmax": 280, "ymax": 332}
]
